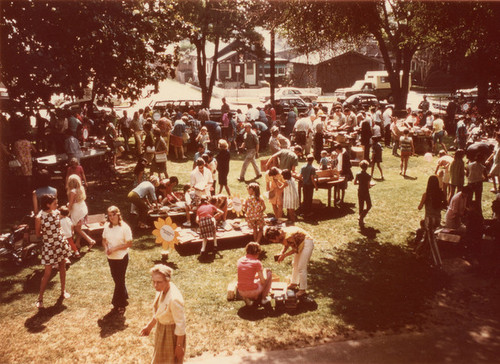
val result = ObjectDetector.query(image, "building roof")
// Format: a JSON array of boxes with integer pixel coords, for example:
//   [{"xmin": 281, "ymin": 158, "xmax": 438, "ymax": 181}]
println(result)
[{"xmin": 290, "ymin": 50, "xmax": 383, "ymax": 66}]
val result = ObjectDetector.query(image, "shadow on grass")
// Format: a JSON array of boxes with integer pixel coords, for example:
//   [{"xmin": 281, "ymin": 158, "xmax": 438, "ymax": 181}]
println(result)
[
  {"xmin": 237, "ymin": 298, "xmax": 318, "ymax": 321},
  {"xmin": 302, "ymin": 203, "xmax": 356, "ymax": 223},
  {"xmin": 25, "ymin": 298, "xmax": 67, "ymax": 333},
  {"xmin": 97, "ymin": 309, "xmax": 128, "ymax": 338},
  {"xmin": 308, "ymin": 238, "xmax": 450, "ymax": 332},
  {"xmin": 359, "ymin": 225, "xmax": 381, "ymax": 239}
]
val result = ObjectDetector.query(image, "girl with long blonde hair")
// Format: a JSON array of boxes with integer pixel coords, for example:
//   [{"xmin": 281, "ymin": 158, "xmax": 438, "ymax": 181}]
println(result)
[{"xmin": 66, "ymin": 174, "xmax": 95, "ymax": 251}]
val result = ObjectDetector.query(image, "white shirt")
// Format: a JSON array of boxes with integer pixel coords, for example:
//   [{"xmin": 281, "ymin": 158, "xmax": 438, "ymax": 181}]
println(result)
[
  {"xmin": 60, "ymin": 216, "xmax": 73, "ymax": 238},
  {"xmin": 246, "ymin": 108, "xmax": 259, "ymax": 122},
  {"xmin": 153, "ymin": 282, "xmax": 186, "ymax": 336},
  {"xmin": 372, "ymin": 124, "xmax": 381, "ymax": 138},
  {"xmin": 190, "ymin": 167, "xmax": 213, "ymax": 197},
  {"xmin": 102, "ymin": 222, "xmax": 133, "ymax": 260},
  {"xmin": 382, "ymin": 108, "xmax": 393, "ymax": 127},
  {"xmin": 294, "ymin": 117, "xmax": 312, "ymax": 132}
]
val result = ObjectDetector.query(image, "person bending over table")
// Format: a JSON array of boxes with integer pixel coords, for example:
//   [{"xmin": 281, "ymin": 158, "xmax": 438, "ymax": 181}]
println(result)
[
  {"xmin": 237, "ymin": 242, "xmax": 272, "ymax": 306},
  {"xmin": 265, "ymin": 226, "xmax": 314, "ymax": 299},
  {"xmin": 140, "ymin": 264, "xmax": 186, "ymax": 364},
  {"xmin": 127, "ymin": 175, "xmax": 160, "ymax": 229}
]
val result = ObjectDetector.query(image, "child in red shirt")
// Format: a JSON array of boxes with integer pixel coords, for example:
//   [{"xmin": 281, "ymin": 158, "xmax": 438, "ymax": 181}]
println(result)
[{"xmin": 196, "ymin": 197, "xmax": 223, "ymax": 256}]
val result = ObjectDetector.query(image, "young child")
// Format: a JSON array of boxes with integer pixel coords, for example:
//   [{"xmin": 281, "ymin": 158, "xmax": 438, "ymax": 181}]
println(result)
[
  {"xmin": 282, "ymin": 169, "xmax": 299, "ymax": 223},
  {"xmin": 66, "ymin": 157, "xmax": 87, "ymax": 188},
  {"xmin": 216, "ymin": 139, "xmax": 231, "ymax": 195},
  {"xmin": 399, "ymin": 128, "xmax": 415, "ymax": 176},
  {"xmin": 35, "ymin": 194, "xmax": 73, "ymax": 308},
  {"xmin": 267, "ymin": 167, "xmax": 286, "ymax": 219},
  {"xmin": 319, "ymin": 150, "xmax": 330, "ymax": 170},
  {"xmin": 195, "ymin": 126, "xmax": 210, "ymax": 151},
  {"xmin": 354, "ymin": 160, "xmax": 372, "ymax": 227},
  {"xmin": 67, "ymin": 174, "xmax": 95, "ymax": 250},
  {"xmin": 158, "ymin": 177, "xmax": 179, "ymax": 205},
  {"xmin": 244, "ymin": 183, "xmax": 266, "ymax": 243},
  {"xmin": 182, "ymin": 184, "xmax": 196, "ymax": 227},
  {"xmin": 449, "ymin": 149, "xmax": 465, "ymax": 202},
  {"xmin": 300, "ymin": 154, "xmax": 318, "ymax": 217},
  {"xmin": 329, "ymin": 151, "xmax": 339, "ymax": 171},
  {"xmin": 370, "ymin": 136, "xmax": 384, "ymax": 180},
  {"xmin": 196, "ymin": 197, "xmax": 223, "ymax": 256},
  {"xmin": 59, "ymin": 206, "xmax": 79, "ymax": 258}
]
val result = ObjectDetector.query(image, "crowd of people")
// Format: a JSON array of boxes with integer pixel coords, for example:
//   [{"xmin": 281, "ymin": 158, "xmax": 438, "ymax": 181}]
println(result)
[{"xmin": 3, "ymin": 91, "xmax": 500, "ymax": 363}]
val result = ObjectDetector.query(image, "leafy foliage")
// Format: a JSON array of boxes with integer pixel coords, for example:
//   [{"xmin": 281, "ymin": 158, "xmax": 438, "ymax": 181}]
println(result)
[
  {"xmin": 175, "ymin": 0, "xmax": 264, "ymax": 107},
  {"xmin": 1, "ymin": 0, "xmax": 183, "ymax": 110},
  {"xmin": 278, "ymin": 1, "xmax": 445, "ymax": 110}
]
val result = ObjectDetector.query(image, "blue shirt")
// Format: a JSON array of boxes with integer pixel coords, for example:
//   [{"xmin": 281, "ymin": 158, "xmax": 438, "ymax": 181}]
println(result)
[{"xmin": 300, "ymin": 164, "xmax": 316, "ymax": 186}]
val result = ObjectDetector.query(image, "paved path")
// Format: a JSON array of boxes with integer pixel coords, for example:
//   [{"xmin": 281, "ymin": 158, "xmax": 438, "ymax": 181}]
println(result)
[{"xmin": 187, "ymin": 328, "xmax": 500, "ymax": 364}]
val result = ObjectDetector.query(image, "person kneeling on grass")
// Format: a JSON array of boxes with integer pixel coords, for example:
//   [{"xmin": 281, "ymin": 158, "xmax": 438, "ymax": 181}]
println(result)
[
  {"xmin": 265, "ymin": 226, "xmax": 314, "ymax": 299},
  {"xmin": 237, "ymin": 242, "xmax": 272, "ymax": 306},
  {"xmin": 196, "ymin": 197, "xmax": 223, "ymax": 256}
]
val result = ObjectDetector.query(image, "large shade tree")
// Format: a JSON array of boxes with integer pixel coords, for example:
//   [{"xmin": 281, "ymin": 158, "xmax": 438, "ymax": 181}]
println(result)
[
  {"xmin": 1, "ymin": 0, "xmax": 183, "ymax": 112},
  {"xmin": 176, "ymin": 0, "xmax": 264, "ymax": 108},
  {"xmin": 279, "ymin": 0, "xmax": 441, "ymax": 112}
]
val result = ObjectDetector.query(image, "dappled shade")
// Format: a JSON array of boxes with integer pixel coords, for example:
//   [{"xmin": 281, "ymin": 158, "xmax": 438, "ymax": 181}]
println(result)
[{"xmin": 309, "ymin": 238, "xmax": 449, "ymax": 331}]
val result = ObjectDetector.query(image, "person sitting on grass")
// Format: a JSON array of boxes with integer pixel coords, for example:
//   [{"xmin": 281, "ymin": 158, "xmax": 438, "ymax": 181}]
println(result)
[
  {"xmin": 196, "ymin": 196, "xmax": 223, "ymax": 256},
  {"xmin": 354, "ymin": 160, "xmax": 372, "ymax": 228},
  {"xmin": 237, "ymin": 242, "xmax": 272, "ymax": 306},
  {"xmin": 35, "ymin": 194, "xmax": 73, "ymax": 309}
]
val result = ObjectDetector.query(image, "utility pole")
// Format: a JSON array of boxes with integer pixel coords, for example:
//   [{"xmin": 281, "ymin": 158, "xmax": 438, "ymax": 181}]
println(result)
[{"xmin": 270, "ymin": 27, "xmax": 275, "ymax": 106}]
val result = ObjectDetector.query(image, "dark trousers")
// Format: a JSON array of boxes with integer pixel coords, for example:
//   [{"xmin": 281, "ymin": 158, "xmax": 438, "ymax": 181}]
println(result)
[
  {"xmin": 384, "ymin": 124, "xmax": 391, "ymax": 146},
  {"xmin": 108, "ymin": 254, "xmax": 129, "ymax": 308},
  {"xmin": 362, "ymin": 142, "xmax": 370, "ymax": 161},
  {"xmin": 302, "ymin": 184, "xmax": 314, "ymax": 213}
]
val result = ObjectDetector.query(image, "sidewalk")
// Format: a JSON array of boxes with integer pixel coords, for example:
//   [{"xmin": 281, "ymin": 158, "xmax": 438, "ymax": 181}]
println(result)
[{"xmin": 188, "ymin": 327, "xmax": 500, "ymax": 364}]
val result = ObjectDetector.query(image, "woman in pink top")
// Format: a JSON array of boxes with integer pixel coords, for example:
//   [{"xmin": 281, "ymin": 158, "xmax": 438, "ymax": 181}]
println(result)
[{"xmin": 237, "ymin": 242, "xmax": 272, "ymax": 306}]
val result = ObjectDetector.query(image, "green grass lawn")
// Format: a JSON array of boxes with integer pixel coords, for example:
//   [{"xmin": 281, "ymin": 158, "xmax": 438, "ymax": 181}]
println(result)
[{"xmin": 0, "ymin": 146, "xmax": 495, "ymax": 363}]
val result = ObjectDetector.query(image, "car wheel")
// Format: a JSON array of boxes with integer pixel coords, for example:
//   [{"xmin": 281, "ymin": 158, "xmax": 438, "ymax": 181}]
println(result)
[{"xmin": 387, "ymin": 95, "xmax": 394, "ymax": 103}]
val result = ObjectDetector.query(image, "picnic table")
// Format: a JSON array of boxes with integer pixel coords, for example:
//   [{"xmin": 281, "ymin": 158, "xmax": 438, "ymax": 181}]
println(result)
[{"xmin": 298, "ymin": 170, "xmax": 345, "ymax": 208}]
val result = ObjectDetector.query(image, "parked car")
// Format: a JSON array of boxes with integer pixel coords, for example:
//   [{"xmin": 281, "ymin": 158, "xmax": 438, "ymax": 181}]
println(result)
[
  {"xmin": 342, "ymin": 93, "xmax": 381, "ymax": 111},
  {"xmin": 60, "ymin": 99, "xmax": 112, "ymax": 115},
  {"xmin": 149, "ymin": 99, "xmax": 233, "ymax": 122},
  {"xmin": 260, "ymin": 87, "xmax": 319, "ymax": 103},
  {"xmin": 270, "ymin": 96, "xmax": 310, "ymax": 115}
]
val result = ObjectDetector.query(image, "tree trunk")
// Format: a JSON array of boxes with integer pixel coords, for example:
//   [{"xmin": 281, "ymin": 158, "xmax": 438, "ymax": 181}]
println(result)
[
  {"xmin": 270, "ymin": 27, "xmax": 276, "ymax": 106},
  {"xmin": 476, "ymin": 74, "xmax": 488, "ymax": 114},
  {"xmin": 204, "ymin": 36, "xmax": 220, "ymax": 109}
]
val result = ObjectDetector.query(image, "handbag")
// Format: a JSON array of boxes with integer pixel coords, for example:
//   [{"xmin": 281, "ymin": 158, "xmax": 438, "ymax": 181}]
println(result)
[{"xmin": 155, "ymin": 152, "xmax": 167, "ymax": 163}]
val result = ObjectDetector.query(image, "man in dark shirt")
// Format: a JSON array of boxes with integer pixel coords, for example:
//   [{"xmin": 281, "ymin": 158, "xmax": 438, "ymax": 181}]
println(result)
[{"xmin": 238, "ymin": 123, "xmax": 261, "ymax": 182}]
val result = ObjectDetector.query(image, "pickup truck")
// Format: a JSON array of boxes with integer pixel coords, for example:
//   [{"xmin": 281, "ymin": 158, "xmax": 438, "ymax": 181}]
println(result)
[{"xmin": 334, "ymin": 71, "xmax": 410, "ymax": 103}]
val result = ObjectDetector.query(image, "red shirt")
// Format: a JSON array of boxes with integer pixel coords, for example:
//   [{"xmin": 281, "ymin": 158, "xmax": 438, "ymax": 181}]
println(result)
[
  {"xmin": 67, "ymin": 165, "xmax": 85, "ymax": 182},
  {"xmin": 237, "ymin": 255, "xmax": 262, "ymax": 291},
  {"xmin": 196, "ymin": 204, "xmax": 217, "ymax": 218}
]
